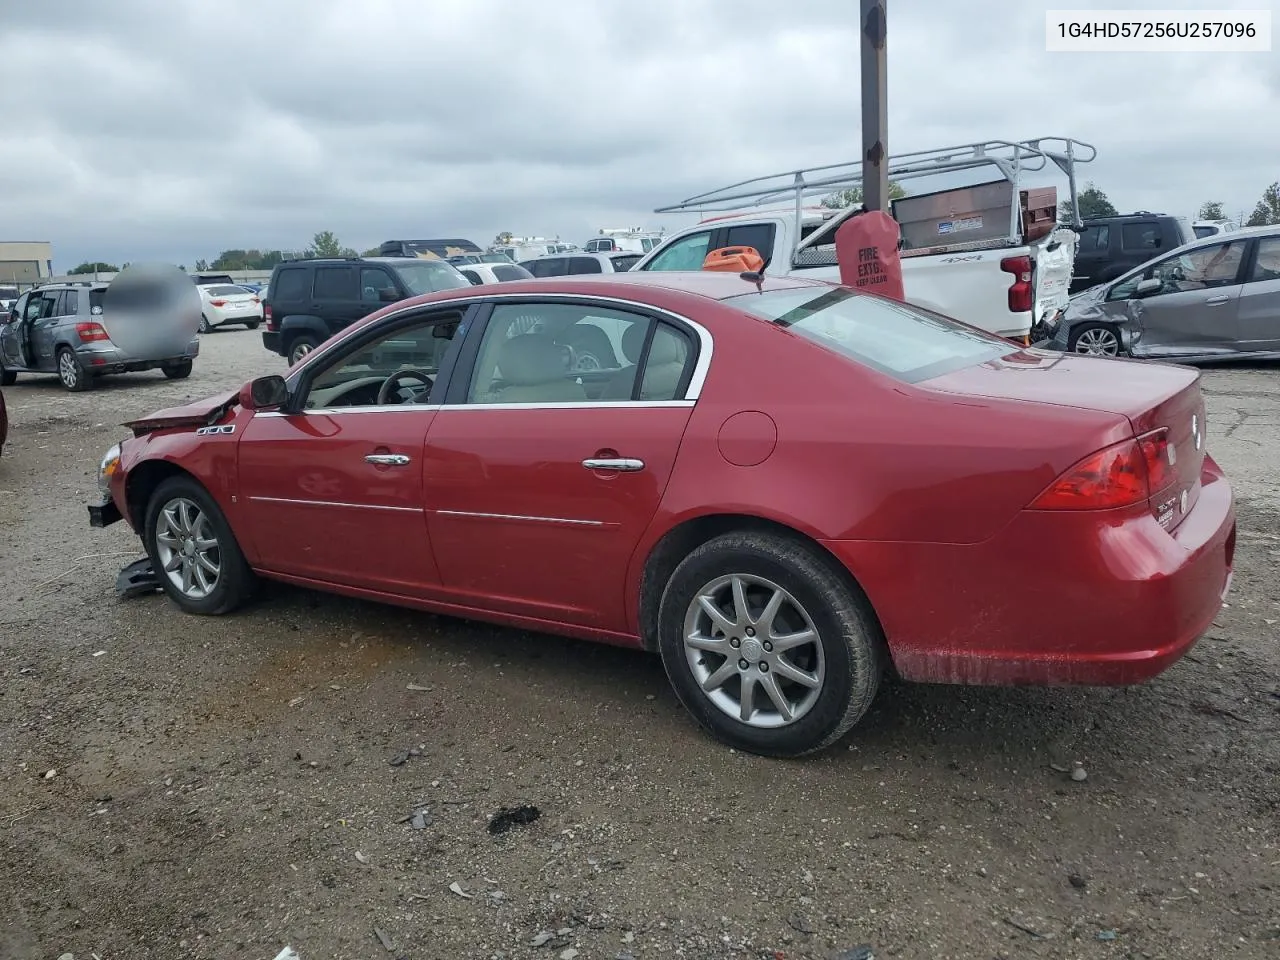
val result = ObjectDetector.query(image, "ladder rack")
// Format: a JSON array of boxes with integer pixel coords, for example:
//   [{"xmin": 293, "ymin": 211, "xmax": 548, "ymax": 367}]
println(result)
[{"xmin": 654, "ymin": 137, "xmax": 1097, "ymax": 228}]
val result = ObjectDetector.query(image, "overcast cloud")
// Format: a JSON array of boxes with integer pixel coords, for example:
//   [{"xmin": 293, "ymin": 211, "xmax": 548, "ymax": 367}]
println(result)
[{"xmin": 1, "ymin": 0, "xmax": 1276, "ymax": 269}]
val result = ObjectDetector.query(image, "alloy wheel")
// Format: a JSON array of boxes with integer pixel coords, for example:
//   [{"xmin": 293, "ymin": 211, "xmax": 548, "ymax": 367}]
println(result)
[
  {"xmin": 290, "ymin": 342, "xmax": 314, "ymax": 364},
  {"xmin": 154, "ymin": 497, "xmax": 222, "ymax": 600},
  {"xmin": 682, "ymin": 574, "xmax": 825, "ymax": 728},
  {"xmin": 58, "ymin": 351, "xmax": 79, "ymax": 388},
  {"xmin": 1073, "ymin": 327, "xmax": 1120, "ymax": 356}
]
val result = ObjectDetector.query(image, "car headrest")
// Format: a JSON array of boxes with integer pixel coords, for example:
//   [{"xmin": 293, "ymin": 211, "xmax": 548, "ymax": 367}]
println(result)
[
  {"xmin": 622, "ymin": 324, "xmax": 685, "ymax": 366},
  {"xmin": 498, "ymin": 334, "xmax": 564, "ymax": 385}
]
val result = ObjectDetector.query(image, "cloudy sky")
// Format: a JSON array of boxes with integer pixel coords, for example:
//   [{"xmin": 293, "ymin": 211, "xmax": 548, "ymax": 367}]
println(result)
[{"xmin": 1, "ymin": 0, "xmax": 1276, "ymax": 270}]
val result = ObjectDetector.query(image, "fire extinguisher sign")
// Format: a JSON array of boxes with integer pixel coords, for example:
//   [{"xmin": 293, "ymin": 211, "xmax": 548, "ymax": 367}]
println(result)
[{"xmin": 836, "ymin": 211, "xmax": 905, "ymax": 302}]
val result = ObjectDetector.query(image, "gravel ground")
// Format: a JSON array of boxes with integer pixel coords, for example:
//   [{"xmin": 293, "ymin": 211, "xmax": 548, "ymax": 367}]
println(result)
[{"xmin": 1, "ymin": 328, "xmax": 1277, "ymax": 960}]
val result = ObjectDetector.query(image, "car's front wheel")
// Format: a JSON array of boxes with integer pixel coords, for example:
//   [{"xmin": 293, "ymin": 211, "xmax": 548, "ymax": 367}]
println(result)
[
  {"xmin": 657, "ymin": 531, "xmax": 885, "ymax": 757},
  {"xmin": 143, "ymin": 476, "xmax": 256, "ymax": 615},
  {"xmin": 1069, "ymin": 322, "xmax": 1123, "ymax": 357}
]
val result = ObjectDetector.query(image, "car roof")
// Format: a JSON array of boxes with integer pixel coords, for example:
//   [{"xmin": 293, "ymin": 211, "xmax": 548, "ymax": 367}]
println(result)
[{"xmin": 414, "ymin": 270, "xmax": 823, "ymax": 305}]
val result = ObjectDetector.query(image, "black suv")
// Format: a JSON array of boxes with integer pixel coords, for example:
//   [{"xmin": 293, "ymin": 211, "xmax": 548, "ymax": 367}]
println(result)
[
  {"xmin": 1070, "ymin": 213, "xmax": 1195, "ymax": 293},
  {"xmin": 261, "ymin": 256, "xmax": 471, "ymax": 365}
]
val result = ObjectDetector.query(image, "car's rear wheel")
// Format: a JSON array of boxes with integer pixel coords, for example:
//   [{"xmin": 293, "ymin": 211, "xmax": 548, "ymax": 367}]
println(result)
[
  {"xmin": 657, "ymin": 531, "xmax": 885, "ymax": 757},
  {"xmin": 57, "ymin": 347, "xmax": 92, "ymax": 392},
  {"xmin": 1069, "ymin": 322, "xmax": 1123, "ymax": 357},
  {"xmin": 287, "ymin": 335, "xmax": 320, "ymax": 365},
  {"xmin": 245, "ymin": 320, "xmax": 260, "ymax": 330},
  {"xmin": 199, "ymin": 314, "xmax": 215, "ymax": 334},
  {"xmin": 162, "ymin": 359, "xmax": 192, "ymax": 379},
  {"xmin": 143, "ymin": 476, "xmax": 256, "ymax": 615}
]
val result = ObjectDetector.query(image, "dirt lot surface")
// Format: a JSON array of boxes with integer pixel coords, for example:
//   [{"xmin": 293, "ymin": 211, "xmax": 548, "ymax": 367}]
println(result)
[{"xmin": 1, "ymin": 329, "xmax": 1277, "ymax": 960}]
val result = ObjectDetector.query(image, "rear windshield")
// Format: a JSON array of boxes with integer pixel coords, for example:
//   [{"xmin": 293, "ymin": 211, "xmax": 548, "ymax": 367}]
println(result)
[
  {"xmin": 204, "ymin": 285, "xmax": 247, "ymax": 296},
  {"xmin": 493, "ymin": 264, "xmax": 532, "ymax": 281},
  {"xmin": 0, "ymin": 287, "xmax": 17, "ymax": 300},
  {"xmin": 1193, "ymin": 225, "xmax": 1217, "ymax": 239},
  {"xmin": 610, "ymin": 254, "xmax": 642, "ymax": 272},
  {"xmin": 390, "ymin": 260, "xmax": 472, "ymax": 295},
  {"xmin": 727, "ymin": 286, "xmax": 1011, "ymax": 383},
  {"xmin": 89, "ymin": 290, "xmax": 105, "ymax": 311}
]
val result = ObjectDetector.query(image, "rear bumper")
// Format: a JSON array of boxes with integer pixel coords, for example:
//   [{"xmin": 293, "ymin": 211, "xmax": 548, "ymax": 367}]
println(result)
[
  {"xmin": 76, "ymin": 337, "xmax": 199, "ymax": 373},
  {"xmin": 262, "ymin": 330, "xmax": 282, "ymax": 355},
  {"xmin": 822, "ymin": 455, "xmax": 1236, "ymax": 686}
]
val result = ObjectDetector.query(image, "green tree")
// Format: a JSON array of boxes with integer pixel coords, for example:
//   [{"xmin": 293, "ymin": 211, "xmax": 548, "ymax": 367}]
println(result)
[
  {"xmin": 306, "ymin": 231, "xmax": 357, "ymax": 259},
  {"xmin": 194, "ymin": 259, "xmax": 210, "ymax": 271},
  {"xmin": 361, "ymin": 247, "xmax": 382, "ymax": 257},
  {"xmin": 1197, "ymin": 201, "xmax": 1225, "ymax": 221},
  {"xmin": 211, "ymin": 248, "xmax": 287, "ymax": 271},
  {"xmin": 1059, "ymin": 182, "xmax": 1118, "ymax": 221},
  {"xmin": 820, "ymin": 182, "xmax": 905, "ymax": 210},
  {"xmin": 68, "ymin": 261, "xmax": 120, "ymax": 274},
  {"xmin": 1244, "ymin": 182, "xmax": 1280, "ymax": 227}
]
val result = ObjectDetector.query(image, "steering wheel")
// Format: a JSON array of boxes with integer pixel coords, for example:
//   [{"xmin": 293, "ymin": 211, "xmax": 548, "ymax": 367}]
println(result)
[{"xmin": 376, "ymin": 369, "xmax": 434, "ymax": 405}]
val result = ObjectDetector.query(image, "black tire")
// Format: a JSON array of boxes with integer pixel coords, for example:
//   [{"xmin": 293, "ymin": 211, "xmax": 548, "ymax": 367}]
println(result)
[
  {"xmin": 162, "ymin": 359, "xmax": 193, "ymax": 380},
  {"xmin": 245, "ymin": 320, "xmax": 260, "ymax": 330},
  {"xmin": 143, "ymin": 475, "xmax": 256, "ymax": 615},
  {"xmin": 199, "ymin": 314, "xmax": 215, "ymax": 334},
  {"xmin": 1067, "ymin": 321, "xmax": 1124, "ymax": 357},
  {"xmin": 657, "ymin": 531, "xmax": 885, "ymax": 757},
  {"xmin": 56, "ymin": 347, "xmax": 93, "ymax": 392},
  {"xmin": 287, "ymin": 334, "xmax": 320, "ymax": 365}
]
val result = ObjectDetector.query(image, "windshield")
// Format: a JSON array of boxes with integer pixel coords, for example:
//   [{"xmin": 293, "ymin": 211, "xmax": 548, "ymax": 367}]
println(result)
[
  {"xmin": 727, "ymin": 286, "xmax": 1011, "ymax": 383},
  {"xmin": 391, "ymin": 260, "xmax": 472, "ymax": 295}
]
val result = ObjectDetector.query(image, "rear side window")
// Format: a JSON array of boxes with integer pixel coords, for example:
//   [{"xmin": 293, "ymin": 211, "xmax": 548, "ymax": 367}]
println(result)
[
  {"xmin": 569, "ymin": 257, "xmax": 603, "ymax": 275},
  {"xmin": 723, "ymin": 223, "xmax": 777, "ymax": 264},
  {"xmin": 272, "ymin": 268, "xmax": 307, "ymax": 301},
  {"xmin": 312, "ymin": 266, "xmax": 357, "ymax": 299},
  {"xmin": 526, "ymin": 258, "xmax": 567, "ymax": 278},
  {"xmin": 727, "ymin": 287, "xmax": 1009, "ymax": 383},
  {"xmin": 460, "ymin": 269, "xmax": 483, "ymax": 285},
  {"xmin": 56, "ymin": 290, "xmax": 79, "ymax": 316},
  {"xmin": 1121, "ymin": 223, "xmax": 1161, "ymax": 252}
]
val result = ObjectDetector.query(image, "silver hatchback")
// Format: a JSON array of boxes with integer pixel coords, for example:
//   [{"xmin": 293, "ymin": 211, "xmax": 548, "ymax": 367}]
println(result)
[
  {"xmin": 1045, "ymin": 224, "xmax": 1280, "ymax": 361},
  {"xmin": 1, "ymin": 282, "xmax": 200, "ymax": 391}
]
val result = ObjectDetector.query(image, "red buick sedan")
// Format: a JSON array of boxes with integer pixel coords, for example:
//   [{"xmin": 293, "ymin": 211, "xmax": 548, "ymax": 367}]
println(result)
[{"xmin": 87, "ymin": 272, "xmax": 1235, "ymax": 757}]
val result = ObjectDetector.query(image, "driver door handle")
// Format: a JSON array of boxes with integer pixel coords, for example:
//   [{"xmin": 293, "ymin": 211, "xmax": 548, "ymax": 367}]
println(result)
[
  {"xmin": 582, "ymin": 457, "xmax": 644, "ymax": 472},
  {"xmin": 1205, "ymin": 295, "xmax": 1230, "ymax": 305},
  {"xmin": 365, "ymin": 453, "xmax": 411, "ymax": 466}
]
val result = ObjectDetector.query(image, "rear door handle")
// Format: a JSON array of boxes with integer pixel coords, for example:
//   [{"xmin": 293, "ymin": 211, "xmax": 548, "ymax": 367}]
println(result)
[
  {"xmin": 365, "ymin": 453, "xmax": 411, "ymax": 466},
  {"xmin": 582, "ymin": 457, "xmax": 644, "ymax": 472},
  {"xmin": 1205, "ymin": 295, "xmax": 1230, "ymax": 305}
]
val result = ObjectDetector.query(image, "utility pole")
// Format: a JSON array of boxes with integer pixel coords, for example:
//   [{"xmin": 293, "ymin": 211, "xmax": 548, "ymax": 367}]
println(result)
[{"xmin": 860, "ymin": 0, "xmax": 889, "ymax": 213}]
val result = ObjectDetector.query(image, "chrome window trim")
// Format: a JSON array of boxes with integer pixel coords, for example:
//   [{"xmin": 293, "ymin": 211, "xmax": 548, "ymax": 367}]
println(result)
[
  {"xmin": 253, "ymin": 399, "xmax": 695, "ymax": 419},
  {"xmin": 284, "ymin": 291, "xmax": 715, "ymax": 401}
]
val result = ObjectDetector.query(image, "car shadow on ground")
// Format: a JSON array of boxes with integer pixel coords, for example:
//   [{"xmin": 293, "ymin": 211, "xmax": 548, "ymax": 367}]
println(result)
[{"xmin": 214, "ymin": 579, "xmax": 1149, "ymax": 772}]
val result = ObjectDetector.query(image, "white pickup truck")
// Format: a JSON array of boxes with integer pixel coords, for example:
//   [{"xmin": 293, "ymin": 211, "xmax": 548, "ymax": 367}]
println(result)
[{"xmin": 634, "ymin": 138, "xmax": 1096, "ymax": 342}]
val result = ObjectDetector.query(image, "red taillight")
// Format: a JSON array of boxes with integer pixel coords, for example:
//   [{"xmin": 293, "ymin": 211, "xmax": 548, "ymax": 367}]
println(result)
[
  {"xmin": 75, "ymin": 322, "xmax": 109, "ymax": 342},
  {"xmin": 209, "ymin": 299, "xmax": 228, "ymax": 307},
  {"xmin": 264, "ymin": 304, "xmax": 276, "ymax": 330},
  {"xmin": 1137, "ymin": 428, "xmax": 1176, "ymax": 496},
  {"xmin": 1030, "ymin": 429, "xmax": 1174, "ymax": 510},
  {"xmin": 1001, "ymin": 255, "xmax": 1033, "ymax": 313}
]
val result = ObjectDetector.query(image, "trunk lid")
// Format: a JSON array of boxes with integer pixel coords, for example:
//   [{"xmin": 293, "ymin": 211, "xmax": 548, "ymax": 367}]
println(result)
[
  {"xmin": 124, "ymin": 389, "xmax": 240, "ymax": 436},
  {"xmin": 924, "ymin": 352, "xmax": 1206, "ymax": 529}
]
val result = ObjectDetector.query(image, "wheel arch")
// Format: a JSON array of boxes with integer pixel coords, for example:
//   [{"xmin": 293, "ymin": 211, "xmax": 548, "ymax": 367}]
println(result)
[
  {"xmin": 635, "ymin": 512, "xmax": 886, "ymax": 658},
  {"xmin": 124, "ymin": 459, "xmax": 201, "ymax": 530}
]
